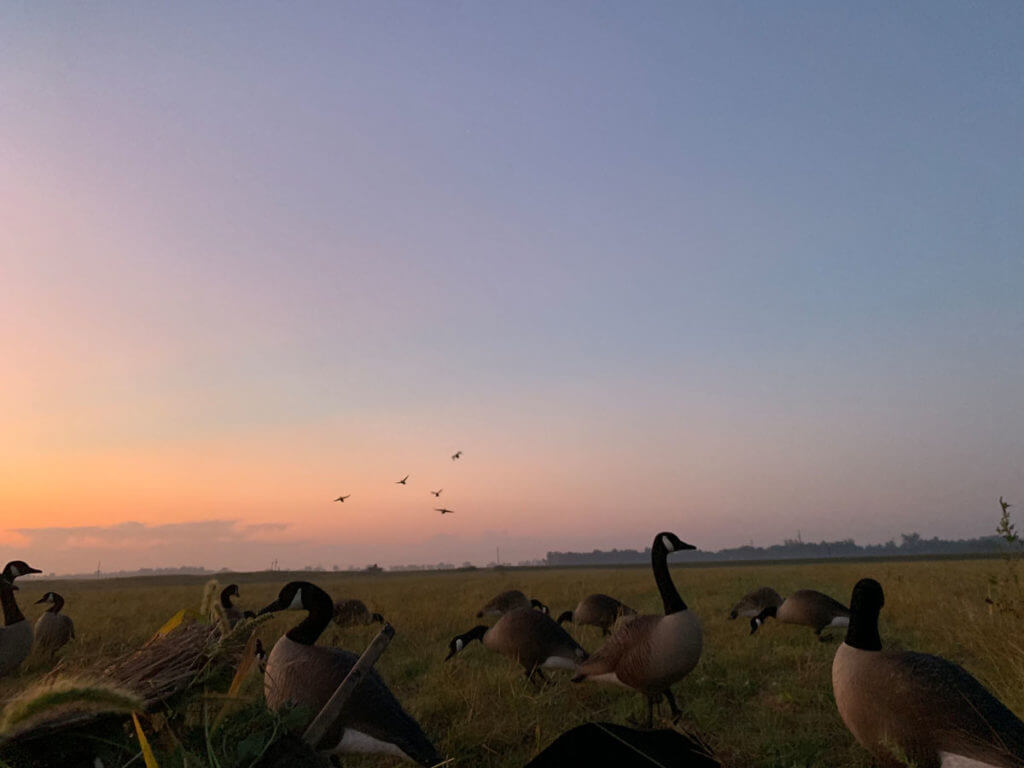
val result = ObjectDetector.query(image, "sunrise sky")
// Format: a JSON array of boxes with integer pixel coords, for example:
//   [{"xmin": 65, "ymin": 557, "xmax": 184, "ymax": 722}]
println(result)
[{"xmin": 2, "ymin": 3, "xmax": 1022, "ymax": 574}]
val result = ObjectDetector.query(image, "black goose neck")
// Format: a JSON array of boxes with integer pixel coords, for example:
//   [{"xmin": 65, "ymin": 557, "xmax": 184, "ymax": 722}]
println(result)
[
  {"xmin": 0, "ymin": 585, "xmax": 24, "ymax": 626},
  {"xmin": 845, "ymin": 605, "xmax": 882, "ymax": 651},
  {"xmin": 48, "ymin": 594, "xmax": 65, "ymax": 614},
  {"xmin": 465, "ymin": 625, "xmax": 488, "ymax": 644},
  {"xmin": 652, "ymin": 540, "xmax": 687, "ymax": 614},
  {"xmin": 285, "ymin": 584, "xmax": 334, "ymax": 645},
  {"xmin": 220, "ymin": 589, "xmax": 234, "ymax": 610}
]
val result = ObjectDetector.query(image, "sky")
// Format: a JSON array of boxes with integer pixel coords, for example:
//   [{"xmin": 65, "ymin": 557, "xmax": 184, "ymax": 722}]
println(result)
[{"xmin": 2, "ymin": 2, "xmax": 1022, "ymax": 574}]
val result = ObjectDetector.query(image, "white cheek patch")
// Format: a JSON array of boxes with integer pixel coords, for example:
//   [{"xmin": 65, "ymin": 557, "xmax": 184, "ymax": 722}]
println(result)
[
  {"xmin": 9, "ymin": 566, "xmax": 20, "ymax": 577},
  {"xmin": 287, "ymin": 589, "xmax": 304, "ymax": 610},
  {"xmin": 455, "ymin": 639, "xmax": 464, "ymax": 652},
  {"xmin": 661, "ymin": 535, "xmax": 674, "ymax": 552}
]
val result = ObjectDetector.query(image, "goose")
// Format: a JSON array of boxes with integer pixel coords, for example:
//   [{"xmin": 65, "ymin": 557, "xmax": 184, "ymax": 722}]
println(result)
[
  {"xmin": 33, "ymin": 592, "xmax": 75, "ymax": 657},
  {"xmin": 833, "ymin": 578, "xmax": 1024, "ymax": 768},
  {"xmin": 451, "ymin": 451, "xmax": 462, "ymax": 460},
  {"xmin": 258, "ymin": 581, "xmax": 440, "ymax": 766},
  {"xmin": 572, "ymin": 532, "xmax": 702, "ymax": 727},
  {"xmin": 728, "ymin": 586, "xmax": 783, "ymax": 620},
  {"xmin": 556, "ymin": 594, "xmax": 637, "ymax": 636},
  {"xmin": 445, "ymin": 606, "xmax": 588, "ymax": 684},
  {"xmin": 395, "ymin": 475, "xmax": 409, "ymax": 485},
  {"xmin": 476, "ymin": 589, "xmax": 548, "ymax": 618},
  {"xmin": 333, "ymin": 599, "xmax": 385, "ymax": 628},
  {"xmin": 334, "ymin": 495, "xmax": 350, "ymax": 503},
  {"xmin": 749, "ymin": 589, "xmax": 849, "ymax": 640},
  {"xmin": 0, "ymin": 580, "xmax": 32, "ymax": 677},
  {"xmin": 219, "ymin": 584, "xmax": 245, "ymax": 629}
]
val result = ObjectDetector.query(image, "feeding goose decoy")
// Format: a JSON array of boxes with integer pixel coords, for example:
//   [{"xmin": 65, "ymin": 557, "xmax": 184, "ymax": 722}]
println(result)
[
  {"xmin": 258, "ymin": 581, "xmax": 440, "ymax": 766},
  {"xmin": 477, "ymin": 589, "xmax": 548, "ymax": 617},
  {"xmin": 728, "ymin": 586, "xmax": 783, "ymax": 620},
  {"xmin": 556, "ymin": 594, "xmax": 637, "ymax": 636},
  {"xmin": 333, "ymin": 599, "xmax": 385, "ymax": 628},
  {"xmin": 33, "ymin": 592, "xmax": 74, "ymax": 658},
  {"xmin": 446, "ymin": 606, "xmax": 588, "ymax": 684},
  {"xmin": 0, "ymin": 580, "xmax": 32, "ymax": 678},
  {"xmin": 833, "ymin": 578, "xmax": 1024, "ymax": 767},
  {"xmin": 572, "ymin": 532, "xmax": 702, "ymax": 727},
  {"xmin": 749, "ymin": 589, "xmax": 849, "ymax": 640}
]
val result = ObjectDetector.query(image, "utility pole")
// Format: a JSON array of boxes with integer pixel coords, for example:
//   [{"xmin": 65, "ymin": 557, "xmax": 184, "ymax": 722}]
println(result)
[{"xmin": 496, "ymin": 546, "xmax": 500, "ymax": 565}]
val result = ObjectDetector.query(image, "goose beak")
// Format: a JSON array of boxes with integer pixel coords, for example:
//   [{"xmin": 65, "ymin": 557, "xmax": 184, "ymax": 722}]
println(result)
[
  {"xmin": 444, "ymin": 648, "xmax": 457, "ymax": 662},
  {"xmin": 257, "ymin": 599, "xmax": 284, "ymax": 616},
  {"xmin": 34, "ymin": 596, "xmax": 47, "ymax": 604}
]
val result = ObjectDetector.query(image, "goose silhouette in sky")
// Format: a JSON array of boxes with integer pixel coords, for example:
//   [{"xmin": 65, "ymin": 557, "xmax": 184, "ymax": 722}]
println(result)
[
  {"xmin": 396, "ymin": 475, "xmax": 409, "ymax": 485},
  {"xmin": 333, "ymin": 495, "xmax": 350, "ymax": 503}
]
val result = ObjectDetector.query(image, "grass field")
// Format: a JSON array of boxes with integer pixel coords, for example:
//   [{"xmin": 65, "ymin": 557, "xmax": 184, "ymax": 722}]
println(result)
[{"xmin": 1, "ymin": 556, "xmax": 1022, "ymax": 767}]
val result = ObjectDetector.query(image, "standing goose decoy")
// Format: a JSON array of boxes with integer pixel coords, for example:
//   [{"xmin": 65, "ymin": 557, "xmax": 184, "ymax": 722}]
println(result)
[
  {"xmin": 219, "ymin": 584, "xmax": 245, "ymax": 629},
  {"xmin": 33, "ymin": 592, "xmax": 75, "ymax": 658},
  {"xmin": 445, "ymin": 606, "xmax": 588, "ymax": 684},
  {"xmin": 749, "ymin": 589, "xmax": 849, "ymax": 640},
  {"xmin": 476, "ymin": 589, "xmax": 548, "ymax": 618},
  {"xmin": 556, "ymin": 594, "xmax": 637, "ymax": 636},
  {"xmin": 258, "ymin": 581, "xmax": 440, "ymax": 766},
  {"xmin": 728, "ymin": 586, "xmax": 783, "ymax": 620},
  {"xmin": 332, "ymin": 599, "xmax": 385, "ymax": 628},
  {"xmin": 833, "ymin": 578, "xmax": 1024, "ymax": 768},
  {"xmin": 0, "ymin": 580, "xmax": 32, "ymax": 678},
  {"xmin": 572, "ymin": 532, "xmax": 702, "ymax": 727}
]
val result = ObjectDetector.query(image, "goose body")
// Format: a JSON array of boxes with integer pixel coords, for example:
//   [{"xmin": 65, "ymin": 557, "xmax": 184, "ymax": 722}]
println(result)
[
  {"xmin": 258, "ymin": 581, "xmax": 439, "ymax": 766},
  {"xmin": 476, "ymin": 589, "xmax": 548, "ymax": 617},
  {"xmin": 333, "ymin": 599, "xmax": 384, "ymax": 627},
  {"xmin": 0, "ymin": 581, "xmax": 32, "ymax": 677},
  {"xmin": 573, "ymin": 532, "xmax": 702, "ymax": 726},
  {"xmin": 219, "ymin": 584, "xmax": 244, "ymax": 629},
  {"xmin": 446, "ymin": 607, "xmax": 587, "ymax": 682},
  {"xmin": 833, "ymin": 578, "xmax": 1024, "ymax": 768},
  {"xmin": 557, "ymin": 594, "xmax": 637, "ymax": 636},
  {"xmin": 33, "ymin": 592, "xmax": 74, "ymax": 657},
  {"xmin": 728, "ymin": 586, "xmax": 783, "ymax": 619},
  {"xmin": 750, "ymin": 589, "xmax": 849, "ymax": 639}
]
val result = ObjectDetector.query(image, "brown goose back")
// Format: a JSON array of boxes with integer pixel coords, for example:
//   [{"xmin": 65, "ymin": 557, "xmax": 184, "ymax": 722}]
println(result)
[
  {"xmin": 483, "ymin": 608, "xmax": 587, "ymax": 672},
  {"xmin": 573, "ymin": 594, "xmax": 636, "ymax": 632},
  {"xmin": 477, "ymin": 590, "xmax": 531, "ymax": 617},
  {"xmin": 34, "ymin": 611, "xmax": 74, "ymax": 657},
  {"xmin": 777, "ymin": 590, "xmax": 849, "ymax": 632},
  {"xmin": 333, "ymin": 599, "xmax": 377, "ymax": 627},
  {"xmin": 729, "ymin": 587, "xmax": 782, "ymax": 619}
]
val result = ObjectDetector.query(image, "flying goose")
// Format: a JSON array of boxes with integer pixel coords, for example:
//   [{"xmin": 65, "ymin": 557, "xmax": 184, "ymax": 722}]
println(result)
[
  {"xmin": 833, "ymin": 578, "xmax": 1024, "ymax": 767},
  {"xmin": 446, "ymin": 606, "xmax": 588, "ymax": 684},
  {"xmin": 395, "ymin": 475, "xmax": 409, "ymax": 485},
  {"xmin": 219, "ymin": 584, "xmax": 245, "ymax": 629},
  {"xmin": 0, "ymin": 580, "xmax": 32, "ymax": 678},
  {"xmin": 258, "ymin": 581, "xmax": 440, "ymax": 766},
  {"xmin": 451, "ymin": 451, "xmax": 462, "ymax": 460},
  {"xmin": 434, "ymin": 508, "xmax": 454, "ymax": 515},
  {"xmin": 556, "ymin": 594, "xmax": 637, "ymax": 636},
  {"xmin": 749, "ymin": 589, "xmax": 849, "ymax": 640},
  {"xmin": 332, "ymin": 599, "xmax": 385, "ymax": 628},
  {"xmin": 572, "ymin": 532, "xmax": 702, "ymax": 727},
  {"xmin": 430, "ymin": 489, "xmax": 442, "ymax": 497},
  {"xmin": 33, "ymin": 592, "xmax": 75, "ymax": 658},
  {"xmin": 334, "ymin": 495, "xmax": 350, "ymax": 503},
  {"xmin": 476, "ymin": 590, "xmax": 548, "ymax": 618},
  {"xmin": 728, "ymin": 586, "xmax": 783, "ymax": 620}
]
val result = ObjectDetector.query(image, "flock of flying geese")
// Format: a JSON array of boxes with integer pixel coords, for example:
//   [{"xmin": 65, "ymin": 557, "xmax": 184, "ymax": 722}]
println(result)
[
  {"xmin": 222, "ymin": 532, "xmax": 1024, "ymax": 767},
  {"xmin": 334, "ymin": 450, "xmax": 463, "ymax": 516},
  {"xmin": 3, "ymin": 531, "xmax": 1024, "ymax": 766}
]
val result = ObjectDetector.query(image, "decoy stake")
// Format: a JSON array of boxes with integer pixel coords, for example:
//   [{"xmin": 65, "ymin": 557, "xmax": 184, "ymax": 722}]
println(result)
[{"xmin": 302, "ymin": 622, "xmax": 397, "ymax": 750}]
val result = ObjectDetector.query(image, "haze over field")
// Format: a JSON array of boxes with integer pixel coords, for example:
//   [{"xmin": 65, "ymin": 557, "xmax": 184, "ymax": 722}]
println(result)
[{"xmin": 2, "ymin": 3, "xmax": 1022, "ymax": 573}]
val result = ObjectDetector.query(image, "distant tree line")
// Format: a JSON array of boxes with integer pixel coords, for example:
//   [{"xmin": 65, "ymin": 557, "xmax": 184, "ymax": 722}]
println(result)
[{"xmin": 545, "ymin": 532, "xmax": 1015, "ymax": 566}]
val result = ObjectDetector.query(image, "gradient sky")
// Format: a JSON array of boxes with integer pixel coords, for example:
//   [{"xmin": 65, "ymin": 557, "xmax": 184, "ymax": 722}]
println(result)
[{"xmin": 2, "ymin": 2, "xmax": 1022, "ymax": 574}]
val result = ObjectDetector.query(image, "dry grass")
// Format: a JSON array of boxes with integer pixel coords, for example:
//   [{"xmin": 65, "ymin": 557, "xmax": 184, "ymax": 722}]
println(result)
[{"xmin": 0, "ymin": 558, "xmax": 1021, "ymax": 767}]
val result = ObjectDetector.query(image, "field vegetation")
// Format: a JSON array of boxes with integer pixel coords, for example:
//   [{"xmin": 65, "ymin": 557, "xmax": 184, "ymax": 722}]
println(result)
[{"xmin": 1, "ymin": 556, "xmax": 1022, "ymax": 767}]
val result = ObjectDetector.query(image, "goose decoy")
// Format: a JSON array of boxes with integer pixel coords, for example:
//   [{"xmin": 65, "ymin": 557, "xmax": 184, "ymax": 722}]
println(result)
[
  {"xmin": 0, "ymin": 580, "xmax": 32, "ymax": 678},
  {"xmin": 2, "ymin": 561, "xmax": 41, "ymax": 583},
  {"xmin": 728, "ymin": 586, "xmax": 783, "ymax": 620},
  {"xmin": 446, "ymin": 606, "xmax": 588, "ymax": 684},
  {"xmin": 572, "ymin": 532, "xmax": 702, "ymax": 727},
  {"xmin": 476, "ymin": 590, "xmax": 548, "ymax": 618},
  {"xmin": 430, "ymin": 489, "xmax": 442, "ymax": 497},
  {"xmin": 556, "ymin": 594, "xmax": 637, "ymax": 636},
  {"xmin": 33, "ymin": 592, "xmax": 74, "ymax": 658},
  {"xmin": 332, "ymin": 599, "xmax": 385, "ymax": 628},
  {"xmin": 258, "ymin": 581, "xmax": 440, "ymax": 766},
  {"xmin": 434, "ymin": 508, "xmax": 454, "ymax": 515},
  {"xmin": 749, "ymin": 589, "xmax": 849, "ymax": 640},
  {"xmin": 395, "ymin": 475, "xmax": 409, "ymax": 485},
  {"xmin": 219, "ymin": 584, "xmax": 245, "ymax": 629},
  {"xmin": 451, "ymin": 451, "xmax": 462, "ymax": 460},
  {"xmin": 833, "ymin": 578, "xmax": 1024, "ymax": 767},
  {"xmin": 334, "ymin": 495, "xmax": 350, "ymax": 503}
]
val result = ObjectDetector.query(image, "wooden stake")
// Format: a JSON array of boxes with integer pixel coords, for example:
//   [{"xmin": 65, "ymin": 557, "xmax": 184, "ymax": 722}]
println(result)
[{"xmin": 302, "ymin": 623, "xmax": 396, "ymax": 750}]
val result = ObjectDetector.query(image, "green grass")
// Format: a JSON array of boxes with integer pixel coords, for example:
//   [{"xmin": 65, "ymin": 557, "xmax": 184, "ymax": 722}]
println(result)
[{"xmin": 1, "ymin": 558, "xmax": 1021, "ymax": 767}]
